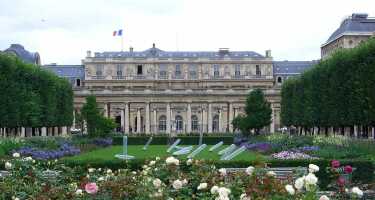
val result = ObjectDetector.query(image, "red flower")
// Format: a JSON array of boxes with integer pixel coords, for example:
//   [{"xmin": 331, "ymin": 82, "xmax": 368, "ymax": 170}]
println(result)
[
  {"xmin": 337, "ymin": 176, "xmax": 345, "ymax": 186},
  {"xmin": 331, "ymin": 160, "xmax": 340, "ymax": 168},
  {"xmin": 344, "ymin": 165, "xmax": 353, "ymax": 174}
]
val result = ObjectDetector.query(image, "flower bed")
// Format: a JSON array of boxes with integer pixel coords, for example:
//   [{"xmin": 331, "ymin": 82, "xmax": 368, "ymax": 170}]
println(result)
[
  {"xmin": 272, "ymin": 151, "xmax": 318, "ymax": 160},
  {"xmin": 13, "ymin": 143, "xmax": 80, "ymax": 160},
  {"xmin": 0, "ymin": 155, "xmax": 366, "ymax": 199}
]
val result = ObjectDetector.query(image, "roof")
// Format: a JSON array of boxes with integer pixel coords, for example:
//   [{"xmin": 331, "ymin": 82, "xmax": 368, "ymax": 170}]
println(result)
[
  {"xmin": 93, "ymin": 45, "xmax": 266, "ymax": 59},
  {"xmin": 273, "ymin": 61, "xmax": 318, "ymax": 75},
  {"xmin": 4, "ymin": 44, "xmax": 41, "ymax": 65},
  {"xmin": 42, "ymin": 64, "xmax": 85, "ymax": 79},
  {"xmin": 324, "ymin": 13, "xmax": 375, "ymax": 46}
]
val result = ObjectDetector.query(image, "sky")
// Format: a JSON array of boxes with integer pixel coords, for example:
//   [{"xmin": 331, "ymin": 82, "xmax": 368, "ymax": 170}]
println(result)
[{"xmin": 0, "ymin": 0, "xmax": 374, "ymax": 65}]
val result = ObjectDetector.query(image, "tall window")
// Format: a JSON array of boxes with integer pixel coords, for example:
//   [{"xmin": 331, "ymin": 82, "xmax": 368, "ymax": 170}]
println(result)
[
  {"xmin": 175, "ymin": 115, "xmax": 183, "ymax": 131},
  {"xmin": 116, "ymin": 65, "xmax": 123, "ymax": 76},
  {"xmin": 159, "ymin": 64, "xmax": 167, "ymax": 78},
  {"xmin": 96, "ymin": 65, "xmax": 103, "ymax": 76},
  {"xmin": 213, "ymin": 64, "xmax": 220, "ymax": 78},
  {"xmin": 159, "ymin": 115, "xmax": 166, "ymax": 132},
  {"xmin": 76, "ymin": 79, "xmax": 81, "ymax": 87},
  {"xmin": 137, "ymin": 65, "xmax": 143, "ymax": 75},
  {"xmin": 189, "ymin": 65, "xmax": 197, "ymax": 79},
  {"xmin": 277, "ymin": 76, "xmax": 282, "ymax": 84},
  {"xmin": 175, "ymin": 64, "xmax": 181, "ymax": 77},
  {"xmin": 256, "ymin": 65, "xmax": 261, "ymax": 76},
  {"xmin": 213, "ymin": 115, "xmax": 219, "ymax": 132},
  {"xmin": 235, "ymin": 64, "xmax": 241, "ymax": 77},
  {"xmin": 191, "ymin": 115, "xmax": 199, "ymax": 131}
]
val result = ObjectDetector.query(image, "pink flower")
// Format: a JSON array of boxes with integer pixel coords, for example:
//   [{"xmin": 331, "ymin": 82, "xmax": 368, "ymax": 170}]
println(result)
[
  {"xmin": 344, "ymin": 165, "xmax": 353, "ymax": 174},
  {"xmin": 331, "ymin": 160, "xmax": 340, "ymax": 169},
  {"xmin": 337, "ymin": 177, "xmax": 345, "ymax": 187},
  {"xmin": 85, "ymin": 182, "xmax": 98, "ymax": 194}
]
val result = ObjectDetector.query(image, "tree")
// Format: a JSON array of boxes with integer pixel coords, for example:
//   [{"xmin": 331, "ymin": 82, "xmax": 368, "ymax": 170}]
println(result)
[
  {"xmin": 232, "ymin": 89, "xmax": 272, "ymax": 135},
  {"xmin": 81, "ymin": 95, "xmax": 116, "ymax": 137}
]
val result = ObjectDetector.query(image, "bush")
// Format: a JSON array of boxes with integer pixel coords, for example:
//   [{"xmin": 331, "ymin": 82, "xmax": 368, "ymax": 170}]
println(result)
[{"xmin": 58, "ymin": 158, "xmax": 373, "ymax": 190}]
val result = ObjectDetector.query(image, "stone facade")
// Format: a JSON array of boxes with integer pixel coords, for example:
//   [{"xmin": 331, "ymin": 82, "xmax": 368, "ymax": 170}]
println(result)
[
  {"xmin": 321, "ymin": 13, "xmax": 375, "ymax": 59},
  {"xmin": 72, "ymin": 45, "xmax": 281, "ymax": 134}
]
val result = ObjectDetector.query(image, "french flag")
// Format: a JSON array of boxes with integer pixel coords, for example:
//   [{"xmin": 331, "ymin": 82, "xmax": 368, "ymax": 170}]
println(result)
[{"xmin": 113, "ymin": 29, "xmax": 123, "ymax": 36}]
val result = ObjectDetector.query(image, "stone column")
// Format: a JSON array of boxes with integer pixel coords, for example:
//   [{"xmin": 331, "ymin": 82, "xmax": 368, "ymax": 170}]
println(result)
[
  {"xmin": 153, "ymin": 109, "xmax": 157, "ymax": 133},
  {"xmin": 208, "ymin": 103, "xmax": 212, "ymax": 133},
  {"xmin": 270, "ymin": 109, "xmax": 275, "ymax": 133},
  {"xmin": 41, "ymin": 127, "xmax": 47, "ymax": 136},
  {"xmin": 125, "ymin": 103, "xmax": 130, "ymax": 133},
  {"xmin": 166, "ymin": 103, "xmax": 171, "ymax": 134},
  {"xmin": 120, "ymin": 108, "xmax": 125, "ymax": 133},
  {"xmin": 187, "ymin": 103, "xmax": 192, "ymax": 133},
  {"xmin": 219, "ymin": 108, "xmax": 223, "ymax": 132},
  {"xmin": 202, "ymin": 107, "xmax": 207, "ymax": 133},
  {"xmin": 21, "ymin": 127, "xmax": 26, "ymax": 137},
  {"xmin": 55, "ymin": 127, "xmax": 59, "ymax": 136},
  {"xmin": 145, "ymin": 102, "xmax": 150, "ymax": 134},
  {"xmin": 73, "ymin": 110, "xmax": 76, "ymax": 128},
  {"xmin": 372, "ymin": 127, "xmax": 375, "ymax": 139},
  {"xmin": 62, "ymin": 126, "xmax": 67, "ymax": 136},
  {"xmin": 137, "ymin": 108, "xmax": 141, "ymax": 133},
  {"xmin": 103, "ymin": 103, "xmax": 108, "ymax": 117},
  {"xmin": 228, "ymin": 102, "xmax": 233, "ymax": 132}
]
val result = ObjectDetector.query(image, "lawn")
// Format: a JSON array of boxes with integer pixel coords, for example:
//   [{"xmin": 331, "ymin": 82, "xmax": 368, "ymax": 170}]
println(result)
[{"xmin": 65, "ymin": 145, "xmax": 266, "ymax": 162}]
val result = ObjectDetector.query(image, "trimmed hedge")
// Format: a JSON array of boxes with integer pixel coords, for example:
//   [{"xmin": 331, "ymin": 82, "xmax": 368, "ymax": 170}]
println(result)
[
  {"xmin": 112, "ymin": 136, "xmax": 234, "ymax": 145},
  {"xmin": 58, "ymin": 158, "xmax": 374, "ymax": 190}
]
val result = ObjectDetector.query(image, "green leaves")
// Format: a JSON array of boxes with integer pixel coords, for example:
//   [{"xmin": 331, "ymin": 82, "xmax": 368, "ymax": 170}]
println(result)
[
  {"xmin": 233, "ymin": 89, "xmax": 272, "ymax": 135},
  {"xmin": 0, "ymin": 53, "xmax": 73, "ymax": 128},
  {"xmin": 281, "ymin": 38, "xmax": 375, "ymax": 132}
]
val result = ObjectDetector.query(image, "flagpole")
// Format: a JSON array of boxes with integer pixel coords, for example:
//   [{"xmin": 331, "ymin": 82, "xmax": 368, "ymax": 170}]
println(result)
[{"xmin": 121, "ymin": 34, "xmax": 124, "ymax": 52}]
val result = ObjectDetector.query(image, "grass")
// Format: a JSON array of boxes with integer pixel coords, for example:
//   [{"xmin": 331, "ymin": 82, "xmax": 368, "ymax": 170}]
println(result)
[{"xmin": 65, "ymin": 145, "xmax": 266, "ymax": 162}]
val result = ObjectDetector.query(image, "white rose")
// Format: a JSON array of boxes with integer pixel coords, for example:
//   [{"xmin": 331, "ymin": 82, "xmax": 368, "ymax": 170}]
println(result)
[
  {"xmin": 106, "ymin": 169, "xmax": 112, "ymax": 174},
  {"xmin": 75, "ymin": 189, "xmax": 83, "ymax": 196},
  {"xmin": 211, "ymin": 185, "xmax": 219, "ymax": 194},
  {"xmin": 172, "ymin": 179, "xmax": 183, "ymax": 190},
  {"xmin": 98, "ymin": 177, "xmax": 105, "ymax": 181},
  {"xmin": 352, "ymin": 187, "xmax": 363, "ymax": 197},
  {"xmin": 305, "ymin": 173, "xmax": 318, "ymax": 185},
  {"xmin": 285, "ymin": 184, "xmax": 295, "ymax": 195},
  {"xmin": 218, "ymin": 168, "xmax": 227, "ymax": 176},
  {"xmin": 166, "ymin": 157, "xmax": 180, "ymax": 166},
  {"xmin": 267, "ymin": 171, "xmax": 276, "ymax": 177},
  {"xmin": 186, "ymin": 159, "xmax": 193, "ymax": 165},
  {"xmin": 197, "ymin": 183, "xmax": 207, "ymax": 190},
  {"xmin": 149, "ymin": 161, "xmax": 156, "ymax": 166},
  {"xmin": 182, "ymin": 179, "xmax": 188, "ymax": 185},
  {"xmin": 294, "ymin": 176, "xmax": 305, "ymax": 190},
  {"xmin": 5, "ymin": 162, "xmax": 12, "ymax": 170},
  {"xmin": 319, "ymin": 195, "xmax": 330, "ymax": 200},
  {"xmin": 88, "ymin": 168, "xmax": 95, "ymax": 173},
  {"xmin": 153, "ymin": 178, "xmax": 162, "ymax": 188},
  {"xmin": 132, "ymin": 171, "xmax": 137, "ymax": 175},
  {"xmin": 155, "ymin": 157, "xmax": 160, "ymax": 161},
  {"xmin": 309, "ymin": 164, "xmax": 319, "ymax": 173},
  {"xmin": 218, "ymin": 187, "xmax": 231, "ymax": 196},
  {"xmin": 13, "ymin": 197, "xmax": 20, "ymax": 200},
  {"xmin": 245, "ymin": 166, "xmax": 255, "ymax": 175},
  {"xmin": 12, "ymin": 153, "xmax": 20, "ymax": 158},
  {"xmin": 24, "ymin": 157, "xmax": 33, "ymax": 161},
  {"xmin": 240, "ymin": 193, "xmax": 251, "ymax": 200}
]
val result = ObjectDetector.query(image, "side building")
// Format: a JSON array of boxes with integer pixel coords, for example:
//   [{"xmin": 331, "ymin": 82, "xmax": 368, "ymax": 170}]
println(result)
[{"xmin": 321, "ymin": 13, "xmax": 375, "ymax": 59}]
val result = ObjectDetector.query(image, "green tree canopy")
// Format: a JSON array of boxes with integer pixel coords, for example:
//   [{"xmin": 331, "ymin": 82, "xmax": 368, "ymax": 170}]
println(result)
[{"xmin": 232, "ymin": 89, "xmax": 272, "ymax": 135}]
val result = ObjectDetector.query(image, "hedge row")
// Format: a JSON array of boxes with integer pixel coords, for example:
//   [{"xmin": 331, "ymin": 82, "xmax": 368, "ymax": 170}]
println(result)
[
  {"xmin": 112, "ymin": 135, "xmax": 234, "ymax": 145},
  {"xmin": 281, "ymin": 38, "xmax": 375, "ymax": 136},
  {"xmin": 0, "ymin": 53, "xmax": 73, "ymax": 128},
  {"xmin": 58, "ymin": 158, "xmax": 373, "ymax": 190}
]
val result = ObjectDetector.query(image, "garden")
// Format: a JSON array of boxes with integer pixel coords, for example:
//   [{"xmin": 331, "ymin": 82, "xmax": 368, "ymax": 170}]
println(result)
[{"xmin": 1, "ymin": 133, "xmax": 375, "ymax": 199}]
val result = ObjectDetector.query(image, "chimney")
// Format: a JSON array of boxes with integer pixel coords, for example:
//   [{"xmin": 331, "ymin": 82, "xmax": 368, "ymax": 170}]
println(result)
[
  {"xmin": 130, "ymin": 46, "xmax": 134, "ymax": 53},
  {"xmin": 86, "ymin": 50, "xmax": 91, "ymax": 57},
  {"xmin": 265, "ymin": 50, "xmax": 272, "ymax": 58},
  {"xmin": 152, "ymin": 43, "xmax": 156, "ymax": 48}
]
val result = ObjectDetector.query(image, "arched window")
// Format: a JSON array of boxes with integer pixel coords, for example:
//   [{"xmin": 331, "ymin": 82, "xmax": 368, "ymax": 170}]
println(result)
[
  {"xmin": 191, "ymin": 115, "xmax": 199, "ymax": 131},
  {"xmin": 159, "ymin": 115, "xmax": 166, "ymax": 132},
  {"xmin": 277, "ymin": 76, "xmax": 282, "ymax": 83},
  {"xmin": 175, "ymin": 115, "xmax": 183, "ymax": 131},
  {"xmin": 212, "ymin": 115, "xmax": 219, "ymax": 132}
]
